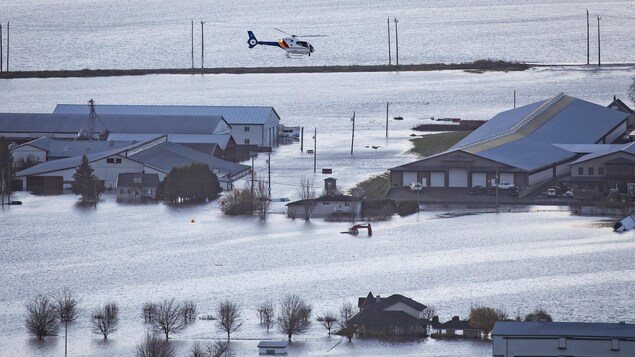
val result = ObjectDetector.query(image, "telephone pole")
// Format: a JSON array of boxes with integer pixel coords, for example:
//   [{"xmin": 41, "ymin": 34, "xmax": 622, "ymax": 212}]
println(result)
[
  {"xmin": 387, "ymin": 18, "xmax": 391, "ymax": 65},
  {"xmin": 1, "ymin": 23, "xmax": 3, "ymax": 72},
  {"xmin": 6, "ymin": 21, "xmax": 9, "ymax": 71},
  {"xmin": 313, "ymin": 128, "xmax": 317, "ymax": 173},
  {"xmin": 597, "ymin": 16, "xmax": 601, "ymax": 67},
  {"xmin": 267, "ymin": 152, "xmax": 271, "ymax": 197},
  {"xmin": 394, "ymin": 18, "xmax": 399, "ymax": 66},
  {"xmin": 350, "ymin": 111, "xmax": 356, "ymax": 155},
  {"xmin": 385, "ymin": 102, "xmax": 389, "ymax": 137},
  {"xmin": 586, "ymin": 9, "xmax": 590, "ymax": 65},
  {"xmin": 191, "ymin": 21, "xmax": 194, "ymax": 69},
  {"xmin": 201, "ymin": 21, "xmax": 205, "ymax": 69}
]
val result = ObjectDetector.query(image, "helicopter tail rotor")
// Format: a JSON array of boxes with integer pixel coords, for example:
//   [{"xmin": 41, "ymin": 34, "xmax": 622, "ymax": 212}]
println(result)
[{"xmin": 247, "ymin": 31, "xmax": 259, "ymax": 48}]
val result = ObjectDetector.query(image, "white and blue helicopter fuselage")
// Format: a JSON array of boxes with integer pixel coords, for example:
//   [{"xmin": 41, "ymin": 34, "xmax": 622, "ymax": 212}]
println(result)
[{"xmin": 248, "ymin": 31, "xmax": 314, "ymax": 57}]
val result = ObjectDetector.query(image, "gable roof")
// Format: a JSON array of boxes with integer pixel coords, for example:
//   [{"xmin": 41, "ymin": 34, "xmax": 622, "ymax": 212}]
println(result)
[
  {"xmin": 13, "ymin": 137, "xmax": 136, "ymax": 159},
  {"xmin": 438, "ymin": 318, "xmax": 478, "ymax": 331},
  {"xmin": 116, "ymin": 173, "xmax": 160, "ymax": 188},
  {"xmin": 54, "ymin": 104, "xmax": 281, "ymax": 125},
  {"xmin": 492, "ymin": 321, "xmax": 635, "ymax": 338},
  {"xmin": 569, "ymin": 142, "xmax": 635, "ymax": 165},
  {"xmin": 358, "ymin": 293, "xmax": 426, "ymax": 312},
  {"xmin": 608, "ymin": 97, "xmax": 634, "ymax": 114}
]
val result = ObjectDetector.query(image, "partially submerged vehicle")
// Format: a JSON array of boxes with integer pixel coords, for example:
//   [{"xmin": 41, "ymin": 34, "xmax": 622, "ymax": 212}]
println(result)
[{"xmin": 613, "ymin": 212, "xmax": 635, "ymax": 232}]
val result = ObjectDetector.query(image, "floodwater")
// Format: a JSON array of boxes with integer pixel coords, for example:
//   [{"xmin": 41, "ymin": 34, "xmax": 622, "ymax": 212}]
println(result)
[{"xmin": 1, "ymin": 191, "xmax": 634, "ymax": 356}]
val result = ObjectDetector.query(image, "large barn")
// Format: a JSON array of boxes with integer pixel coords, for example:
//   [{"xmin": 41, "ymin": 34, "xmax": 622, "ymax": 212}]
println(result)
[{"xmin": 389, "ymin": 94, "xmax": 630, "ymax": 197}]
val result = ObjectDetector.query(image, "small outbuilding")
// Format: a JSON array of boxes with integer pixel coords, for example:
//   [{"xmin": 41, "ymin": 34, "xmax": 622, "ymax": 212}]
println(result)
[
  {"xmin": 257, "ymin": 340, "xmax": 288, "ymax": 355},
  {"xmin": 436, "ymin": 316, "xmax": 482, "ymax": 339},
  {"xmin": 116, "ymin": 173, "xmax": 160, "ymax": 202}
]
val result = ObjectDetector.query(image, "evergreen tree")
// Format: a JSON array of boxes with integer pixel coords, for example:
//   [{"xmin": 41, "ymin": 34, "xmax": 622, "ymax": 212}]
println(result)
[
  {"xmin": 164, "ymin": 162, "xmax": 221, "ymax": 204},
  {"xmin": 0, "ymin": 136, "xmax": 13, "ymax": 194},
  {"xmin": 70, "ymin": 155, "xmax": 105, "ymax": 203}
]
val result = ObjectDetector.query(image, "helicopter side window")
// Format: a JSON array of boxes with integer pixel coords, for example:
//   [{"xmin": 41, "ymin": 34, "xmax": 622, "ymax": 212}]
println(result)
[{"xmin": 297, "ymin": 41, "xmax": 308, "ymax": 48}]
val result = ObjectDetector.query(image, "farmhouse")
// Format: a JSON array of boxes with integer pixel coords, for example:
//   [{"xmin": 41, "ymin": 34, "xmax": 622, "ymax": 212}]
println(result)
[
  {"xmin": 349, "ymin": 292, "xmax": 428, "ymax": 338},
  {"xmin": 389, "ymin": 94, "xmax": 630, "ymax": 198},
  {"xmin": 116, "ymin": 173, "xmax": 160, "ymax": 202},
  {"xmin": 492, "ymin": 321, "xmax": 635, "ymax": 357},
  {"xmin": 53, "ymin": 103, "xmax": 281, "ymax": 149},
  {"xmin": 285, "ymin": 178, "xmax": 362, "ymax": 219}
]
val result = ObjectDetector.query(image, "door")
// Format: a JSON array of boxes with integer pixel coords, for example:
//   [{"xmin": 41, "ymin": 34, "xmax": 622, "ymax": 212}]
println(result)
[
  {"xmin": 430, "ymin": 172, "xmax": 445, "ymax": 187},
  {"xmin": 448, "ymin": 168, "xmax": 468, "ymax": 187},
  {"xmin": 402, "ymin": 171, "xmax": 418, "ymax": 186},
  {"xmin": 472, "ymin": 172, "xmax": 486, "ymax": 187}
]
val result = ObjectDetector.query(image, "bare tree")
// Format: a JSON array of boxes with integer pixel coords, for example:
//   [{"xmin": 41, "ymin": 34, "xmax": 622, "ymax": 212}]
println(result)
[
  {"xmin": 468, "ymin": 304, "xmax": 508, "ymax": 338},
  {"xmin": 25, "ymin": 294, "xmax": 59, "ymax": 340},
  {"xmin": 152, "ymin": 298, "xmax": 184, "ymax": 340},
  {"xmin": 422, "ymin": 305, "xmax": 437, "ymax": 321},
  {"xmin": 142, "ymin": 301, "xmax": 158, "ymax": 323},
  {"xmin": 256, "ymin": 176, "xmax": 271, "ymax": 220},
  {"xmin": 54, "ymin": 287, "xmax": 81, "ymax": 357},
  {"xmin": 136, "ymin": 332, "xmax": 175, "ymax": 357},
  {"xmin": 182, "ymin": 300, "xmax": 198, "ymax": 323},
  {"xmin": 336, "ymin": 302, "xmax": 355, "ymax": 342},
  {"xmin": 216, "ymin": 300, "xmax": 243, "ymax": 340},
  {"xmin": 297, "ymin": 177, "xmax": 316, "ymax": 221},
  {"xmin": 277, "ymin": 295, "xmax": 312, "ymax": 341},
  {"xmin": 190, "ymin": 340, "xmax": 234, "ymax": 357},
  {"xmin": 256, "ymin": 299, "xmax": 275, "ymax": 332},
  {"xmin": 317, "ymin": 311, "xmax": 338, "ymax": 336},
  {"xmin": 91, "ymin": 302, "xmax": 119, "ymax": 339}
]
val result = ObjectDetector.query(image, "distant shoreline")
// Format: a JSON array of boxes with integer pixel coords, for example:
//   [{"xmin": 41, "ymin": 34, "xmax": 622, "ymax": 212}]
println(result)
[{"xmin": 0, "ymin": 60, "xmax": 534, "ymax": 79}]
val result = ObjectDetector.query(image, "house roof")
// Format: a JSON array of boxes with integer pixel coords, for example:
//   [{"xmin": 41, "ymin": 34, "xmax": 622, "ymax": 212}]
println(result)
[
  {"xmin": 608, "ymin": 97, "xmax": 634, "ymax": 114},
  {"xmin": 257, "ymin": 341, "xmax": 288, "ymax": 348},
  {"xmin": 569, "ymin": 142, "xmax": 635, "ymax": 165},
  {"xmin": 358, "ymin": 293, "xmax": 427, "ymax": 312},
  {"xmin": 116, "ymin": 173, "xmax": 160, "ymax": 188},
  {"xmin": 54, "ymin": 104, "xmax": 281, "ymax": 125},
  {"xmin": 350, "ymin": 309, "xmax": 424, "ymax": 327},
  {"xmin": 437, "ymin": 318, "xmax": 478, "ymax": 331},
  {"xmin": 106, "ymin": 133, "xmax": 232, "ymax": 149},
  {"xmin": 492, "ymin": 321, "xmax": 635, "ymax": 338},
  {"xmin": 285, "ymin": 195, "xmax": 361, "ymax": 206}
]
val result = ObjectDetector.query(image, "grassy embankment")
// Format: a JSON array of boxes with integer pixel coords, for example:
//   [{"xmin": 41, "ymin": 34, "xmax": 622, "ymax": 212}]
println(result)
[{"xmin": 356, "ymin": 131, "xmax": 472, "ymax": 198}]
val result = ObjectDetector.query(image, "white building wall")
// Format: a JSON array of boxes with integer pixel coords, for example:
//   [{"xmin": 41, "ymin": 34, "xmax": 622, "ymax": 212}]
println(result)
[
  {"xmin": 92, "ymin": 156, "xmax": 145, "ymax": 190},
  {"xmin": 231, "ymin": 124, "xmax": 264, "ymax": 146}
]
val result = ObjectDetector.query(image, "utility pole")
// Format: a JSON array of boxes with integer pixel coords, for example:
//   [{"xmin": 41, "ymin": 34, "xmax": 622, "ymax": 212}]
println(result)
[
  {"xmin": 597, "ymin": 16, "xmax": 601, "ymax": 67},
  {"xmin": 394, "ymin": 18, "xmax": 399, "ymax": 66},
  {"xmin": 300, "ymin": 126, "xmax": 304, "ymax": 152},
  {"xmin": 313, "ymin": 128, "xmax": 317, "ymax": 173},
  {"xmin": 1, "ymin": 167, "xmax": 5, "ymax": 207},
  {"xmin": 387, "ymin": 17, "xmax": 391, "ymax": 65},
  {"xmin": 385, "ymin": 102, "xmax": 389, "ymax": 137},
  {"xmin": 6, "ymin": 21, "xmax": 9, "ymax": 71},
  {"xmin": 267, "ymin": 152, "xmax": 271, "ymax": 197},
  {"xmin": 201, "ymin": 21, "xmax": 205, "ymax": 70},
  {"xmin": 250, "ymin": 155, "xmax": 255, "ymax": 214},
  {"xmin": 350, "ymin": 111, "xmax": 356, "ymax": 155},
  {"xmin": 1, "ymin": 23, "xmax": 3, "ymax": 72},
  {"xmin": 586, "ymin": 9, "xmax": 590, "ymax": 65},
  {"xmin": 191, "ymin": 21, "xmax": 194, "ymax": 69},
  {"xmin": 513, "ymin": 90, "xmax": 516, "ymax": 108}
]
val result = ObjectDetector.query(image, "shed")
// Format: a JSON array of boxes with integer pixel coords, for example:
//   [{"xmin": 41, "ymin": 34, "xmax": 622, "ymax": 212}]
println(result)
[{"xmin": 257, "ymin": 340, "xmax": 288, "ymax": 355}]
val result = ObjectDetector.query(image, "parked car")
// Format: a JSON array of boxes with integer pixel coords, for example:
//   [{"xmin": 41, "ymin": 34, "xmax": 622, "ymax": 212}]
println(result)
[
  {"xmin": 409, "ymin": 182, "xmax": 423, "ymax": 192},
  {"xmin": 497, "ymin": 182, "xmax": 516, "ymax": 190},
  {"xmin": 469, "ymin": 186, "xmax": 487, "ymax": 195},
  {"xmin": 563, "ymin": 190, "xmax": 574, "ymax": 198},
  {"xmin": 546, "ymin": 188, "xmax": 557, "ymax": 197}
]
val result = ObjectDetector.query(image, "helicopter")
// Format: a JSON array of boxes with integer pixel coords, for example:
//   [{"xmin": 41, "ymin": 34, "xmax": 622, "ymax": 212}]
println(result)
[{"xmin": 247, "ymin": 28, "xmax": 323, "ymax": 57}]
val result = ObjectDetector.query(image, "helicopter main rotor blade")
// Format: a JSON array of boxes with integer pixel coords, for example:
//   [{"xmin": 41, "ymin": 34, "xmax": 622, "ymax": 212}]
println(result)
[{"xmin": 274, "ymin": 28, "xmax": 293, "ymax": 36}]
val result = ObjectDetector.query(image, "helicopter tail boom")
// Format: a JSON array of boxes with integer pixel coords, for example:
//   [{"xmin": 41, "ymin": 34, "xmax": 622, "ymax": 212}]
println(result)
[{"xmin": 247, "ymin": 31, "xmax": 258, "ymax": 48}]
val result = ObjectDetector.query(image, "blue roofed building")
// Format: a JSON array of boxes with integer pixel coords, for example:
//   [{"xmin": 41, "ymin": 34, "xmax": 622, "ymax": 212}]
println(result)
[
  {"xmin": 492, "ymin": 321, "xmax": 635, "ymax": 357},
  {"xmin": 389, "ymin": 94, "xmax": 631, "ymax": 197}
]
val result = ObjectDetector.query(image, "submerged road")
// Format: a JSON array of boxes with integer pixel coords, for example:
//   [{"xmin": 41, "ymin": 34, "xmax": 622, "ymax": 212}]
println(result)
[{"xmin": 0, "ymin": 62, "xmax": 533, "ymax": 79}]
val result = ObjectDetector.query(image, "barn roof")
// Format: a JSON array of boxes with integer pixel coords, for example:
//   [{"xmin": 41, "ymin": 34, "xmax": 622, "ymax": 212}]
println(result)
[{"xmin": 54, "ymin": 104, "xmax": 280, "ymax": 125}]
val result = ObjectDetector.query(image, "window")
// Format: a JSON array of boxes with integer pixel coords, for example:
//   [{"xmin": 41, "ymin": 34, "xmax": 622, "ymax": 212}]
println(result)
[
  {"xmin": 558, "ymin": 337, "xmax": 567, "ymax": 349},
  {"xmin": 577, "ymin": 167, "xmax": 583, "ymax": 175},
  {"xmin": 244, "ymin": 126, "xmax": 250, "ymax": 132},
  {"xmin": 323, "ymin": 202, "xmax": 330, "ymax": 205},
  {"xmin": 344, "ymin": 203, "xmax": 350, "ymax": 207},
  {"xmin": 119, "ymin": 189, "xmax": 123, "ymax": 194},
  {"xmin": 244, "ymin": 139, "xmax": 250, "ymax": 144},
  {"xmin": 599, "ymin": 167, "xmax": 604, "ymax": 175},
  {"xmin": 107, "ymin": 158, "xmax": 114, "ymax": 164},
  {"xmin": 588, "ymin": 167, "xmax": 594, "ymax": 175},
  {"xmin": 115, "ymin": 158, "xmax": 122, "ymax": 164}
]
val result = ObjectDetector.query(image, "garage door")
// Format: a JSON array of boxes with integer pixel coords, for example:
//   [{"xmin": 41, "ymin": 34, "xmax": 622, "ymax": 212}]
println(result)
[
  {"xmin": 472, "ymin": 172, "xmax": 486, "ymax": 187},
  {"xmin": 499, "ymin": 172, "xmax": 515, "ymax": 185},
  {"xmin": 402, "ymin": 171, "xmax": 418, "ymax": 186},
  {"xmin": 430, "ymin": 172, "xmax": 445, "ymax": 187},
  {"xmin": 448, "ymin": 168, "xmax": 468, "ymax": 187}
]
